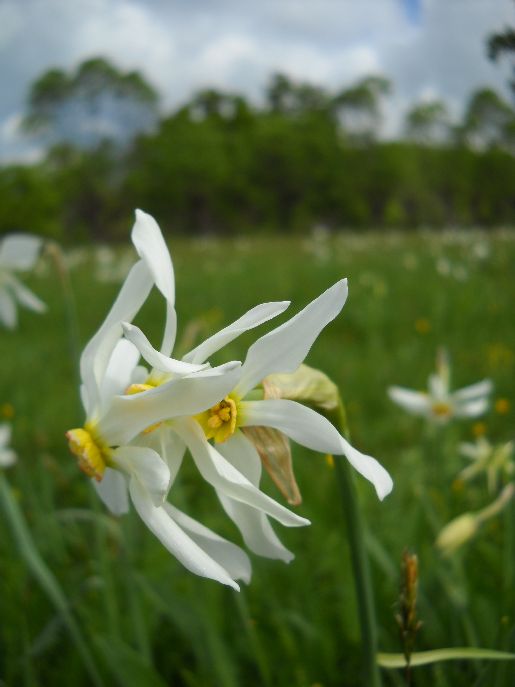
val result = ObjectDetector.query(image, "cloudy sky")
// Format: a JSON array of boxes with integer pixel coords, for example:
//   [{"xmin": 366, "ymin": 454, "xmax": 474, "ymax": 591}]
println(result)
[{"xmin": 0, "ymin": 0, "xmax": 513, "ymax": 162}]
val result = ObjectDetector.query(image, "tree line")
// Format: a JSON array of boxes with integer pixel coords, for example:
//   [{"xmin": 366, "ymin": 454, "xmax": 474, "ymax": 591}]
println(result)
[{"xmin": 1, "ymin": 58, "xmax": 514, "ymax": 240}]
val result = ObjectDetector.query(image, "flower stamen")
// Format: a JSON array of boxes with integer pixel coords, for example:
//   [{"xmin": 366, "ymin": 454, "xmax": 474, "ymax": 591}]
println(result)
[
  {"xmin": 197, "ymin": 396, "xmax": 238, "ymax": 443},
  {"xmin": 431, "ymin": 401, "xmax": 452, "ymax": 418},
  {"xmin": 66, "ymin": 424, "xmax": 111, "ymax": 482}
]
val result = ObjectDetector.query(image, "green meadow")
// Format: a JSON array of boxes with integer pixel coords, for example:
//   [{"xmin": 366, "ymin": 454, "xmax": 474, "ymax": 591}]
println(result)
[{"xmin": 1, "ymin": 228, "xmax": 514, "ymax": 686}]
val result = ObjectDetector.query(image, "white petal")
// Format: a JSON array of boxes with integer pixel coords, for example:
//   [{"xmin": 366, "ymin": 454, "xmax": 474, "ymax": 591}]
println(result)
[
  {"xmin": 0, "ymin": 449, "xmax": 17, "ymax": 467},
  {"xmin": 80, "ymin": 259, "xmax": 153, "ymax": 412},
  {"xmin": 160, "ymin": 302, "xmax": 177, "ymax": 356},
  {"xmin": 132, "ymin": 209, "xmax": 175, "ymax": 305},
  {"xmin": 98, "ymin": 362, "xmax": 242, "ymax": 446},
  {"xmin": 130, "ymin": 480, "xmax": 239, "ymax": 590},
  {"xmin": 135, "ymin": 425, "xmax": 186, "ymax": 489},
  {"xmin": 218, "ymin": 430, "xmax": 262, "ymax": 484},
  {"xmin": 218, "ymin": 433, "xmax": 294, "ymax": 562},
  {"xmin": 387, "ymin": 386, "xmax": 431, "ymax": 416},
  {"xmin": 0, "ymin": 423, "xmax": 12, "ymax": 448},
  {"xmin": 428, "ymin": 373, "xmax": 448, "ymax": 401},
  {"xmin": 130, "ymin": 365, "xmax": 150, "ymax": 385},
  {"xmin": 173, "ymin": 418, "xmax": 310, "ymax": 527},
  {"xmin": 452, "ymin": 379, "xmax": 493, "ymax": 402},
  {"xmin": 242, "ymin": 399, "xmax": 393, "ymax": 500},
  {"xmin": 8, "ymin": 275, "xmax": 46, "ymax": 313},
  {"xmin": 454, "ymin": 397, "xmax": 490, "ymax": 418},
  {"xmin": 337, "ymin": 436, "xmax": 394, "ymax": 501},
  {"xmin": 164, "ymin": 503, "xmax": 252, "ymax": 583},
  {"xmin": 235, "ymin": 280, "xmax": 348, "ymax": 397},
  {"xmin": 99, "ymin": 338, "xmax": 141, "ymax": 411},
  {"xmin": 459, "ymin": 442, "xmax": 480, "ymax": 460},
  {"xmin": 0, "ymin": 289, "xmax": 17, "ymax": 328},
  {"xmin": 183, "ymin": 301, "xmax": 291, "ymax": 364},
  {"xmin": 93, "ymin": 467, "xmax": 129, "ymax": 515},
  {"xmin": 159, "ymin": 427, "xmax": 186, "ymax": 487},
  {"xmin": 112, "ymin": 446, "xmax": 170, "ymax": 506},
  {"xmin": 122, "ymin": 322, "xmax": 207, "ymax": 375},
  {"xmin": 0, "ymin": 234, "xmax": 43, "ymax": 271}
]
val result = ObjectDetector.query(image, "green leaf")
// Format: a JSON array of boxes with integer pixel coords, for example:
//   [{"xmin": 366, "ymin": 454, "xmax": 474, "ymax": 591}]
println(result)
[{"xmin": 378, "ymin": 648, "xmax": 515, "ymax": 668}]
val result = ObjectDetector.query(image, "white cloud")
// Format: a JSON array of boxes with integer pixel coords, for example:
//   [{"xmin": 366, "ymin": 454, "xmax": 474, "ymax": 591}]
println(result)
[
  {"xmin": 0, "ymin": 113, "xmax": 45, "ymax": 164},
  {"xmin": 0, "ymin": 0, "xmax": 512, "ymax": 161}
]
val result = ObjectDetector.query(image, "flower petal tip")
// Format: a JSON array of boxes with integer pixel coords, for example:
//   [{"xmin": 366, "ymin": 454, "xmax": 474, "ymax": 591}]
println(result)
[{"xmin": 376, "ymin": 475, "xmax": 394, "ymax": 501}]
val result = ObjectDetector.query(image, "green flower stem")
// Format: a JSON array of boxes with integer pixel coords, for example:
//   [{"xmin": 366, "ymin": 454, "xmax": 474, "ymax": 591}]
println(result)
[
  {"xmin": 333, "ymin": 400, "xmax": 382, "ymax": 687},
  {"xmin": 0, "ymin": 474, "xmax": 103, "ymax": 687}
]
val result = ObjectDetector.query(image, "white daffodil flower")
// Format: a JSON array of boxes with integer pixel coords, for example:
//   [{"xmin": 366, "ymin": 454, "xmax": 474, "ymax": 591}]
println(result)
[
  {"xmin": 388, "ymin": 349, "xmax": 492, "ymax": 424},
  {"xmin": 126, "ymin": 279, "xmax": 393, "ymax": 565},
  {"xmin": 0, "ymin": 234, "xmax": 46, "ymax": 329},
  {"xmin": 67, "ymin": 210, "xmax": 252, "ymax": 590},
  {"xmin": 0, "ymin": 423, "xmax": 17, "ymax": 468}
]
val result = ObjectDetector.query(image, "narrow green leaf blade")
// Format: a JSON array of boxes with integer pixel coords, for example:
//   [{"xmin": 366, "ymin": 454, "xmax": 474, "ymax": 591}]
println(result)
[{"xmin": 378, "ymin": 648, "xmax": 515, "ymax": 668}]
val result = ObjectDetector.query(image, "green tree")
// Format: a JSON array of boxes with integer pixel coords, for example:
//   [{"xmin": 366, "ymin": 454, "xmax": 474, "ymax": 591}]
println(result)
[
  {"xmin": 23, "ymin": 57, "xmax": 159, "ymax": 148},
  {"xmin": 404, "ymin": 100, "xmax": 450, "ymax": 144},
  {"xmin": 266, "ymin": 73, "xmax": 330, "ymax": 116},
  {"xmin": 459, "ymin": 88, "xmax": 515, "ymax": 150},
  {"xmin": 332, "ymin": 75, "xmax": 392, "ymax": 142},
  {"xmin": 487, "ymin": 16, "xmax": 515, "ymax": 96}
]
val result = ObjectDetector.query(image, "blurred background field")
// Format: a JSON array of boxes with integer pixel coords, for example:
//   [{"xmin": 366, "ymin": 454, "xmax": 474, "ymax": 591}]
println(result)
[{"xmin": 1, "ymin": 228, "xmax": 514, "ymax": 686}]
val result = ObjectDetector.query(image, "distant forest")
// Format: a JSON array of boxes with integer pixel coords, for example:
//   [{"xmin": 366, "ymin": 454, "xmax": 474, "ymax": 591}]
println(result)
[{"xmin": 1, "ymin": 57, "xmax": 515, "ymax": 240}]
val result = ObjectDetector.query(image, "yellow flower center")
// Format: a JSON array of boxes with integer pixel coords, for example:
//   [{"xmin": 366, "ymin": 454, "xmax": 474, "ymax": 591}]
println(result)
[
  {"xmin": 125, "ymin": 383, "xmax": 156, "ymax": 395},
  {"xmin": 431, "ymin": 401, "xmax": 452, "ymax": 418},
  {"xmin": 65, "ymin": 424, "xmax": 111, "ymax": 482},
  {"xmin": 197, "ymin": 395, "xmax": 239, "ymax": 443}
]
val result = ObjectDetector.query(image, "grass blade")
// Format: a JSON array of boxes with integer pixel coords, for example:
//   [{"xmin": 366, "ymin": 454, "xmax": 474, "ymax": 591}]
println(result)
[{"xmin": 378, "ymin": 648, "xmax": 515, "ymax": 668}]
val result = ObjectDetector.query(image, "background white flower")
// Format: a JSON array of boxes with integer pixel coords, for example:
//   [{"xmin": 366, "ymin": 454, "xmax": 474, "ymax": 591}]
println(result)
[
  {"xmin": 388, "ymin": 349, "xmax": 492, "ymax": 424},
  {"xmin": 0, "ymin": 423, "xmax": 17, "ymax": 468},
  {"xmin": 0, "ymin": 234, "xmax": 46, "ymax": 329}
]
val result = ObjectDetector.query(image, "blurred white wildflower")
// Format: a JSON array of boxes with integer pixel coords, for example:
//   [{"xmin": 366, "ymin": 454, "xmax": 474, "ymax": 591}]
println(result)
[
  {"xmin": 0, "ymin": 234, "xmax": 46, "ymax": 328},
  {"xmin": 0, "ymin": 423, "xmax": 17, "ymax": 468},
  {"xmin": 302, "ymin": 224, "xmax": 331, "ymax": 263},
  {"xmin": 471, "ymin": 239, "xmax": 490, "ymax": 261},
  {"xmin": 388, "ymin": 349, "xmax": 492, "ymax": 424},
  {"xmin": 435, "ymin": 257, "xmax": 469, "ymax": 281},
  {"xmin": 458, "ymin": 437, "xmax": 514, "ymax": 493},
  {"xmin": 436, "ymin": 483, "xmax": 514, "ymax": 556}
]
